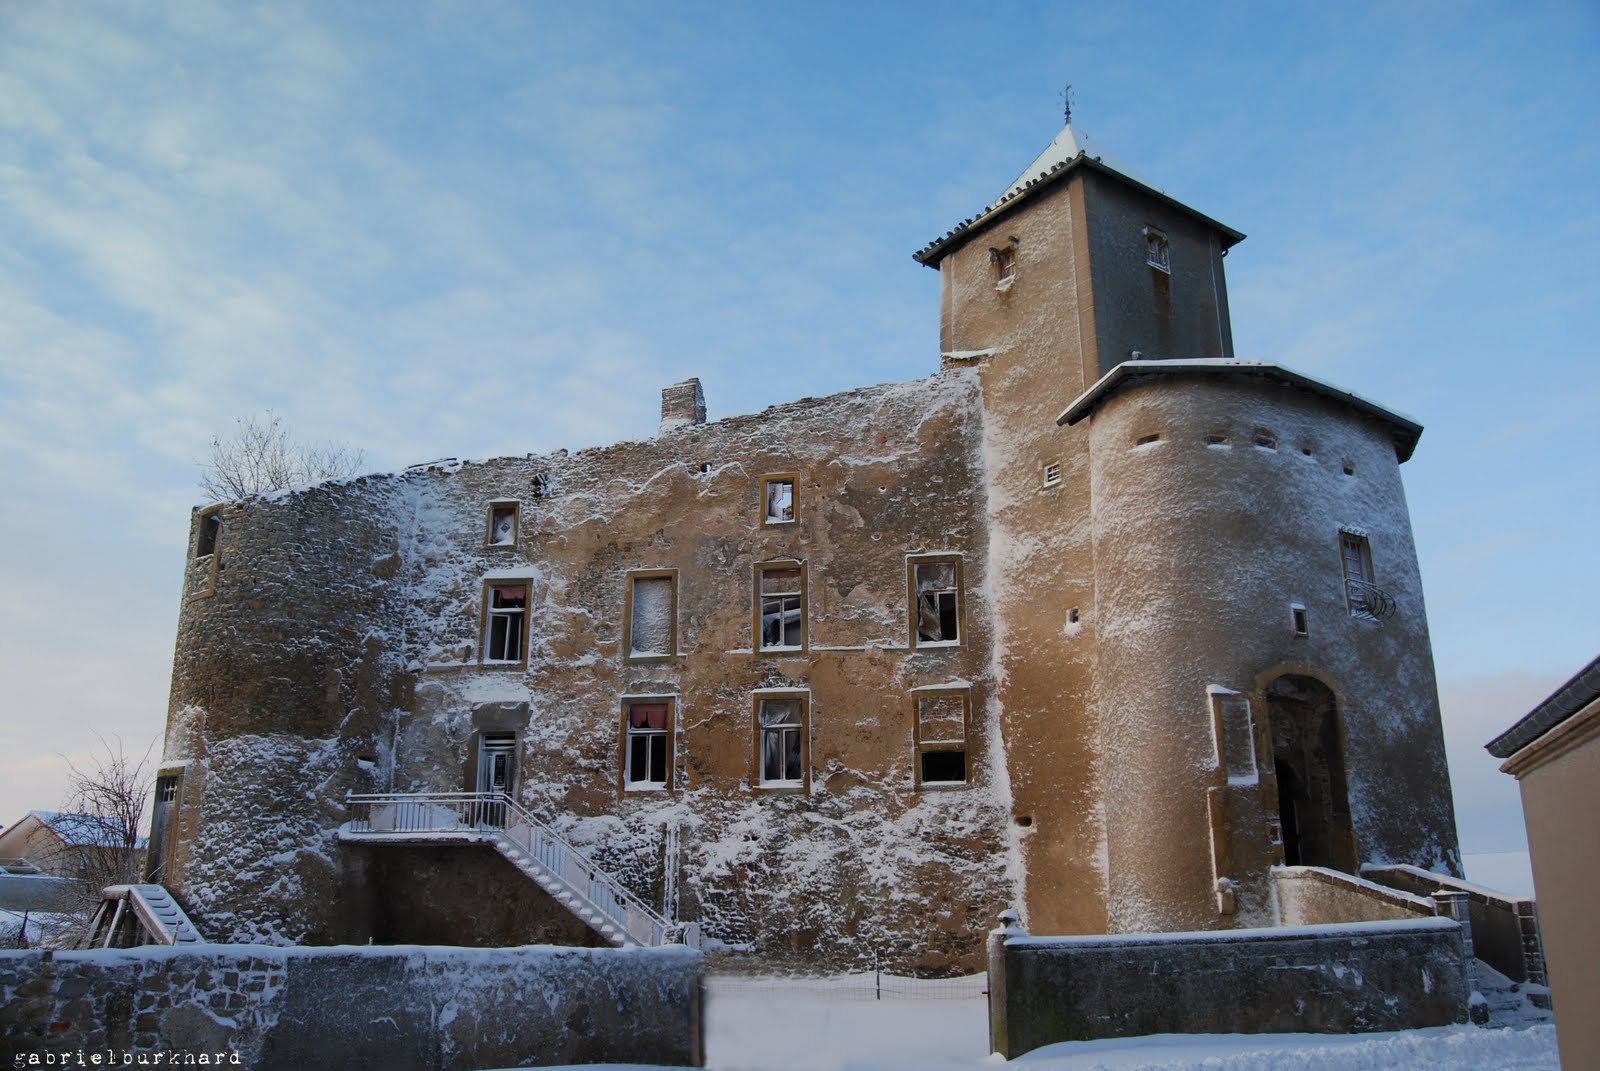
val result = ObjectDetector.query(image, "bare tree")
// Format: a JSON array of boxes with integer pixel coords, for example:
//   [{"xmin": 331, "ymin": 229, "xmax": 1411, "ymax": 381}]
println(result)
[{"xmin": 198, "ymin": 410, "xmax": 367, "ymax": 501}]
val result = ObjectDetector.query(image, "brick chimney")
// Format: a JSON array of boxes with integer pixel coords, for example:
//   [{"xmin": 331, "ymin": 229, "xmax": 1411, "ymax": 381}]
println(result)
[{"xmin": 659, "ymin": 378, "xmax": 706, "ymax": 434}]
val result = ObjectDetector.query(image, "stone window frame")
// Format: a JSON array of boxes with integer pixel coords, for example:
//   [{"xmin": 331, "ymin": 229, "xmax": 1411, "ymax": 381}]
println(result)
[
  {"xmin": 1144, "ymin": 225, "xmax": 1171, "ymax": 273},
  {"xmin": 754, "ymin": 559, "xmax": 808, "ymax": 657},
  {"xmin": 618, "ymin": 694, "xmax": 677, "ymax": 795},
  {"xmin": 185, "ymin": 505, "xmax": 223, "ymax": 601},
  {"xmin": 479, "ymin": 578, "xmax": 532, "ymax": 668},
  {"xmin": 759, "ymin": 473, "xmax": 799, "ymax": 528},
  {"xmin": 907, "ymin": 553, "xmax": 965, "ymax": 650},
  {"xmin": 752, "ymin": 688, "xmax": 811, "ymax": 794},
  {"xmin": 484, "ymin": 500, "xmax": 520, "ymax": 548},
  {"xmin": 913, "ymin": 685, "xmax": 971, "ymax": 790},
  {"xmin": 623, "ymin": 568, "xmax": 679, "ymax": 665}
]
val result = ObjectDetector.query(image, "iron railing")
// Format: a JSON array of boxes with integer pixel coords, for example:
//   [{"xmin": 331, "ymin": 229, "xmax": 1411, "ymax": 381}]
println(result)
[
  {"xmin": 343, "ymin": 791, "xmax": 684, "ymax": 947},
  {"xmin": 1345, "ymin": 578, "xmax": 1396, "ymax": 622}
]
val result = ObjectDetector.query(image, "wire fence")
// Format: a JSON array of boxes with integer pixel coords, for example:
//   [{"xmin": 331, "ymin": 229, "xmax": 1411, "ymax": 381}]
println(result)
[{"xmin": 705, "ymin": 970, "xmax": 988, "ymax": 1002}]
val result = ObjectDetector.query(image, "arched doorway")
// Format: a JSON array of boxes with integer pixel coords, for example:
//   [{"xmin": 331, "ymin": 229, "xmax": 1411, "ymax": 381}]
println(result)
[{"xmin": 1266, "ymin": 674, "xmax": 1356, "ymax": 872}]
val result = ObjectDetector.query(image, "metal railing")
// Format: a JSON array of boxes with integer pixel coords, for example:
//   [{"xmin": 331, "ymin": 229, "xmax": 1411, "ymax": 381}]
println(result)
[
  {"xmin": 344, "ymin": 791, "xmax": 685, "ymax": 948},
  {"xmin": 1345, "ymin": 578, "xmax": 1396, "ymax": 621}
]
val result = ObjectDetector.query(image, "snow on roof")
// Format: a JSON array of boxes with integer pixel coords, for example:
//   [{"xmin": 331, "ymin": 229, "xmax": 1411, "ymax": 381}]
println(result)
[
  {"xmin": 30, "ymin": 810, "xmax": 146, "ymax": 849},
  {"xmin": 1056, "ymin": 359, "xmax": 1425, "ymax": 463},
  {"xmin": 913, "ymin": 123, "xmax": 1245, "ymax": 268}
]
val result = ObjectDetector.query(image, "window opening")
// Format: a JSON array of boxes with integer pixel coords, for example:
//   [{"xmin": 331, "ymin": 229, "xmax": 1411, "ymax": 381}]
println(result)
[
  {"xmin": 627, "ymin": 573, "xmax": 676, "ymax": 660},
  {"xmin": 1291, "ymin": 604, "xmax": 1309, "ymax": 637},
  {"xmin": 531, "ymin": 474, "xmax": 550, "ymax": 498},
  {"xmin": 1144, "ymin": 227, "xmax": 1170, "ymax": 272},
  {"xmin": 916, "ymin": 690, "xmax": 969, "ymax": 786},
  {"xmin": 911, "ymin": 558, "xmax": 962, "ymax": 647},
  {"xmin": 757, "ymin": 564, "xmax": 805, "ymax": 652},
  {"xmin": 1042, "ymin": 463, "xmax": 1062, "ymax": 487},
  {"xmin": 1136, "ymin": 433, "xmax": 1161, "ymax": 446},
  {"xmin": 1206, "ymin": 433, "xmax": 1229, "ymax": 446},
  {"xmin": 624, "ymin": 702, "xmax": 671, "ymax": 789},
  {"xmin": 1253, "ymin": 432, "xmax": 1277, "ymax": 449},
  {"xmin": 156, "ymin": 776, "xmax": 177, "ymax": 804},
  {"xmin": 994, "ymin": 246, "xmax": 1016, "ymax": 286},
  {"xmin": 757, "ymin": 696, "xmax": 805, "ymax": 787},
  {"xmin": 487, "ymin": 504, "xmax": 518, "ymax": 546},
  {"xmin": 195, "ymin": 511, "xmax": 220, "ymax": 558},
  {"xmin": 483, "ymin": 583, "xmax": 528, "ymax": 662},
  {"xmin": 761, "ymin": 475, "xmax": 797, "ymax": 526}
]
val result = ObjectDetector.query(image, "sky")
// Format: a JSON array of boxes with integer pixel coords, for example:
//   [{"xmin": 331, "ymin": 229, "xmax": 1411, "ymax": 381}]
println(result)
[{"xmin": 0, "ymin": 1, "xmax": 1596, "ymax": 864}]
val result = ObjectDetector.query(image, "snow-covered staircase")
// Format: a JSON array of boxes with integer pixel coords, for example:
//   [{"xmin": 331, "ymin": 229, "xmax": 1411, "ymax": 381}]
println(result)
[
  {"xmin": 340, "ymin": 791, "xmax": 697, "ymax": 949},
  {"xmin": 81, "ymin": 884, "xmax": 206, "ymax": 948},
  {"xmin": 1472, "ymin": 958, "xmax": 1553, "ymax": 1028}
]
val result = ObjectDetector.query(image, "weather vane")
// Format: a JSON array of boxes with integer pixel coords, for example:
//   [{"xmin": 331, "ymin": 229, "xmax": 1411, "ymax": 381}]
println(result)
[{"xmin": 1061, "ymin": 83, "xmax": 1074, "ymax": 125}]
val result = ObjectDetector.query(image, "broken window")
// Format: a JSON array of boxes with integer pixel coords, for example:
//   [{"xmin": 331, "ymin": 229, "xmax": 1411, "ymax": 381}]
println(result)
[
  {"xmin": 761, "ymin": 475, "xmax": 797, "ymax": 526},
  {"xmin": 486, "ymin": 503, "xmax": 518, "ymax": 546},
  {"xmin": 626, "ymin": 571, "xmax": 676, "ymax": 661},
  {"xmin": 757, "ymin": 695, "xmax": 807, "ymax": 788},
  {"xmin": 195, "ymin": 509, "xmax": 220, "ymax": 558},
  {"xmin": 483, "ymin": 582, "xmax": 528, "ymax": 663},
  {"xmin": 756, "ymin": 563, "xmax": 806, "ymax": 653},
  {"xmin": 1144, "ymin": 226, "xmax": 1170, "ymax": 272},
  {"xmin": 910, "ymin": 556, "xmax": 962, "ymax": 647},
  {"xmin": 916, "ymin": 690, "xmax": 970, "ymax": 787},
  {"xmin": 623, "ymin": 700, "xmax": 672, "ymax": 790}
]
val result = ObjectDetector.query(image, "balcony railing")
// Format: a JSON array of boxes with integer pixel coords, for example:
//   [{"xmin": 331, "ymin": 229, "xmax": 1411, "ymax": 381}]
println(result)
[
  {"xmin": 344, "ymin": 791, "xmax": 686, "ymax": 947},
  {"xmin": 1345, "ymin": 578, "xmax": 1396, "ymax": 622}
]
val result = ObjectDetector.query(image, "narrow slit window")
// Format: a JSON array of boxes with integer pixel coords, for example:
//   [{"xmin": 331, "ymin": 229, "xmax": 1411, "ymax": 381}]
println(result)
[
  {"xmin": 756, "ymin": 564, "xmax": 806, "ymax": 653},
  {"xmin": 623, "ymin": 701, "xmax": 672, "ymax": 790},
  {"xmin": 761, "ymin": 475, "xmax": 797, "ymax": 526},
  {"xmin": 916, "ymin": 690, "xmax": 970, "ymax": 787},
  {"xmin": 1291, "ymin": 604, "xmax": 1309, "ymax": 637},
  {"xmin": 483, "ymin": 582, "xmax": 528, "ymax": 663},
  {"xmin": 626, "ymin": 572, "xmax": 676, "ymax": 661},
  {"xmin": 910, "ymin": 557, "xmax": 962, "ymax": 647},
  {"xmin": 756, "ymin": 695, "xmax": 807, "ymax": 789},
  {"xmin": 1339, "ymin": 531, "xmax": 1393, "ymax": 620},
  {"xmin": 487, "ymin": 503, "xmax": 518, "ymax": 546}
]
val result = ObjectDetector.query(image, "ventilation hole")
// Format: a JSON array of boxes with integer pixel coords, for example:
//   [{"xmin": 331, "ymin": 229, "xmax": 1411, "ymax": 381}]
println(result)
[
  {"xmin": 1067, "ymin": 608, "xmax": 1080, "ymax": 624},
  {"xmin": 1135, "ymin": 433, "xmax": 1161, "ymax": 446},
  {"xmin": 1253, "ymin": 433, "xmax": 1277, "ymax": 450},
  {"xmin": 1342, "ymin": 460, "xmax": 1356, "ymax": 476},
  {"xmin": 1205, "ymin": 434, "xmax": 1229, "ymax": 446},
  {"xmin": 1300, "ymin": 446, "xmax": 1314, "ymax": 457},
  {"xmin": 1015, "ymin": 815, "xmax": 1034, "ymax": 828}
]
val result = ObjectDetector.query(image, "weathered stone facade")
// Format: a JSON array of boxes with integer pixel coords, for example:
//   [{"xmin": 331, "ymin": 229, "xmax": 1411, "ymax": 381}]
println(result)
[{"xmin": 151, "ymin": 122, "xmax": 1461, "ymax": 972}]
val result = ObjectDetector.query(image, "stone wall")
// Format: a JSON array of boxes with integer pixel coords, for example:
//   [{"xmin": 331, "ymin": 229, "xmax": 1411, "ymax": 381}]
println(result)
[
  {"xmin": 1273, "ymin": 865, "xmax": 1435, "ymax": 927},
  {"xmin": 988, "ymin": 918, "xmax": 1467, "ymax": 1058},
  {"xmin": 0, "ymin": 944, "xmax": 702, "ymax": 1069}
]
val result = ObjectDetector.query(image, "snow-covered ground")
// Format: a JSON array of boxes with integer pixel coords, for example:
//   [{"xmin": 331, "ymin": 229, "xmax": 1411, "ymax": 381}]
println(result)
[{"xmin": 535, "ymin": 971, "xmax": 1558, "ymax": 1071}]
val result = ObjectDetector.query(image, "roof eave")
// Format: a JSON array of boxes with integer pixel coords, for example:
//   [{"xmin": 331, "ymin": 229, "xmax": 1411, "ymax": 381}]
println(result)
[
  {"xmin": 914, "ymin": 155, "xmax": 1246, "ymax": 270},
  {"xmin": 1486, "ymin": 652, "xmax": 1600, "ymax": 759}
]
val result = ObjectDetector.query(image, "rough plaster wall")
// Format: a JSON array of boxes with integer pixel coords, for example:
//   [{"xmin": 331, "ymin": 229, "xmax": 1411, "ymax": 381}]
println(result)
[
  {"xmin": 1086, "ymin": 377, "xmax": 1459, "ymax": 933},
  {"xmin": 162, "ymin": 372, "xmax": 1012, "ymax": 972}
]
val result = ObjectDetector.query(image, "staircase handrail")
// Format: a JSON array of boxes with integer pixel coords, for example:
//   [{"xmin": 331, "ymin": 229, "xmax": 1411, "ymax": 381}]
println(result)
[{"xmin": 344, "ymin": 790, "xmax": 678, "ymax": 945}]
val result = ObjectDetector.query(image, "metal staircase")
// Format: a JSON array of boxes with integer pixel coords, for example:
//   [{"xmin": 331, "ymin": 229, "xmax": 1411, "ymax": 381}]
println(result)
[
  {"xmin": 81, "ymin": 884, "xmax": 206, "ymax": 948},
  {"xmin": 340, "ymin": 791, "xmax": 697, "ymax": 949}
]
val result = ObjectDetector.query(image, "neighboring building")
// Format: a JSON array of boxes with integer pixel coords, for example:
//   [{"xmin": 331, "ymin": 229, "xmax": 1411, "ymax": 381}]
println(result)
[
  {"xmin": 150, "ymin": 121, "xmax": 1461, "ymax": 971},
  {"xmin": 1487, "ymin": 654, "xmax": 1600, "ymax": 1069},
  {"xmin": 0, "ymin": 812, "xmax": 145, "ymax": 886}
]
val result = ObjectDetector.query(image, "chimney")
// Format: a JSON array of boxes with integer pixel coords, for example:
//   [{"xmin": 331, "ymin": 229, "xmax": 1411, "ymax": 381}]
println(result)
[{"xmin": 659, "ymin": 378, "xmax": 707, "ymax": 434}]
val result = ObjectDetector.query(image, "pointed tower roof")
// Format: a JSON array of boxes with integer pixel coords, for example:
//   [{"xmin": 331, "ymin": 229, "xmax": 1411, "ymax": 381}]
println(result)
[{"xmin": 913, "ymin": 123, "xmax": 1245, "ymax": 268}]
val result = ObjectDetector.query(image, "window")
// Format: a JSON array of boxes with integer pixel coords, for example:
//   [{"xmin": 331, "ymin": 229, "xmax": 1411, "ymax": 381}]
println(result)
[
  {"xmin": 156, "ymin": 775, "xmax": 178, "ymax": 803},
  {"xmin": 915, "ymin": 689, "xmax": 970, "ymax": 787},
  {"xmin": 486, "ymin": 503, "xmax": 519, "ymax": 546},
  {"xmin": 755, "ymin": 693, "xmax": 809, "ymax": 790},
  {"xmin": 625, "ymin": 570, "xmax": 677, "ymax": 662},
  {"xmin": 993, "ymin": 245, "xmax": 1016, "ymax": 286},
  {"xmin": 1144, "ymin": 226, "xmax": 1170, "ymax": 272},
  {"xmin": 909, "ymin": 555, "xmax": 963, "ymax": 648},
  {"xmin": 1291, "ymin": 604, "xmax": 1309, "ymax": 637},
  {"xmin": 621, "ymin": 698, "xmax": 674, "ymax": 791},
  {"xmin": 761, "ymin": 474, "xmax": 797, "ymax": 526},
  {"xmin": 195, "ymin": 509, "xmax": 221, "ymax": 558},
  {"xmin": 482, "ymin": 582, "xmax": 529, "ymax": 663},
  {"xmin": 755, "ymin": 562, "xmax": 806, "ymax": 654},
  {"xmin": 1338, "ymin": 531, "xmax": 1383, "ymax": 620},
  {"xmin": 1042, "ymin": 462, "xmax": 1062, "ymax": 488}
]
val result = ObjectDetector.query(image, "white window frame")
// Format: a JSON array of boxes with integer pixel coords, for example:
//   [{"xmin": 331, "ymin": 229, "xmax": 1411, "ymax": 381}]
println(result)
[
  {"xmin": 482, "ymin": 581, "xmax": 529, "ymax": 664},
  {"xmin": 754, "ymin": 691, "xmax": 809, "ymax": 791},
  {"xmin": 621, "ymin": 696, "xmax": 675, "ymax": 793},
  {"xmin": 1144, "ymin": 226, "xmax": 1170, "ymax": 273}
]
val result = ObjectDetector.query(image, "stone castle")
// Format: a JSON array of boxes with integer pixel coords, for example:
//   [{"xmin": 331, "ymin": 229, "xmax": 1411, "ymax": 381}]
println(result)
[{"xmin": 147, "ymin": 121, "xmax": 1460, "ymax": 972}]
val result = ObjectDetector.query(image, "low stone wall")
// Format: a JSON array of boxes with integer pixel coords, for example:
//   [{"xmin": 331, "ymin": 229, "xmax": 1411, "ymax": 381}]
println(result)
[
  {"xmin": 988, "ymin": 918, "xmax": 1467, "ymax": 1058},
  {"xmin": 1362, "ymin": 863, "xmax": 1546, "ymax": 985},
  {"xmin": 0, "ymin": 943, "xmax": 702, "ymax": 1069},
  {"xmin": 1273, "ymin": 865, "xmax": 1435, "ymax": 926}
]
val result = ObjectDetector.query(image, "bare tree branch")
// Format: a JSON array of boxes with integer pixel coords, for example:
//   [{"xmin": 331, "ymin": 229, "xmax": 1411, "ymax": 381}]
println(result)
[{"xmin": 198, "ymin": 410, "xmax": 367, "ymax": 502}]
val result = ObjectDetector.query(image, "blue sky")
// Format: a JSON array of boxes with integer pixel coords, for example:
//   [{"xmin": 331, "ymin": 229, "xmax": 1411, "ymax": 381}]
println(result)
[{"xmin": 1, "ymin": 1, "xmax": 1595, "ymax": 862}]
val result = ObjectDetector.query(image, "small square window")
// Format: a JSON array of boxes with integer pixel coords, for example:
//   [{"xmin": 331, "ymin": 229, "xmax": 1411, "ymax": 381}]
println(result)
[
  {"xmin": 755, "ymin": 562, "xmax": 806, "ymax": 654},
  {"xmin": 621, "ymin": 698, "xmax": 674, "ymax": 791},
  {"xmin": 482, "ymin": 582, "xmax": 529, "ymax": 663},
  {"xmin": 1144, "ymin": 227, "xmax": 1170, "ymax": 273},
  {"xmin": 761, "ymin": 474, "xmax": 797, "ymax": 526},
  {"xmin": 486, "ymin": 503, "xmax": 519, "ymax": 546},
  {"xmin": 1042, "ymin": 462, "xmax": 1062, "ymax": 488},
  {"xmin": 755, "ymin": 693, "xmax": 809, "ymax": 790},
  {"xmin": 1291, "ymin": 604, "xmax": 1309, "ymax": 637},
  {"xmin": 909, "ymin": 555, "xmax": 963, "ymax": 648},
  {"xmin": 915, "ymin": 689, "xmax": 970, "ymax": 788},
  {"xmin": 625, "ymin": 570, "xmax": 677, "ymax": 662},
  {"xmin": 156, "ymin": 775, "xmax": 178, "ymax": 804}
]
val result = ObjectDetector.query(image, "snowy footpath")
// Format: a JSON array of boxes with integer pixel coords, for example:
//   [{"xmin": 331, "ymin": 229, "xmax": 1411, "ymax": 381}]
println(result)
[{"xmin": 538, "ymin": 971, "xmax": 1559, "ymax": 1071}]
